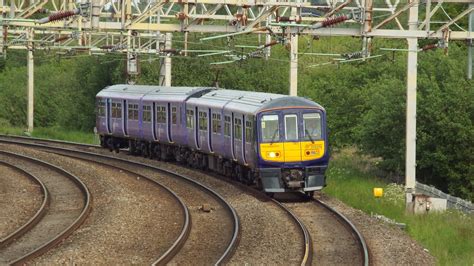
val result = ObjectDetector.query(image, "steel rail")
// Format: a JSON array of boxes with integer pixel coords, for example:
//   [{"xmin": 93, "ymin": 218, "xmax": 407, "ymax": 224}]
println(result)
[
  {"xmin": 0, "ymin": 161, "xmax": 50, "ymax": 249},
  {"xmin": 272, "ymin": 198, "xmax": 313, "ymax": 266},
  {"xmin": 0, "ymin": 150, "xmax": 92, "ymax": 265},
  {"xmin": 312, "ymin": 198, "xmax": 370, "ymax": 266},
  {"xmin": 53, "ymin": 151, "xmax": 191, "ymax": 265},
  {"xmin": 0, "ymin": 137, "xmax": 241, "ymax": 265}
]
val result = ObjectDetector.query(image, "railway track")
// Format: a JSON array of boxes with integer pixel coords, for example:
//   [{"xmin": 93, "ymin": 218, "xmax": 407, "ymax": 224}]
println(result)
[
  {"xmin": 0, "ymin": 150, "xmax": 91, "ymax": 265},
  {"xmin": 279, "ymin": 193, "xmax": 370, "ymax": 266},
  {"xmin": 313, "ymin": 197, "xmax": 369, "ymax": 266},
  {"xmin": 0, "ymin": 161, "xmax": 49, "ymax": 249},
  {"xmin": 0, "ymin": 136, "xmax": 240, "ymax": 265},
  {"xmin": 0, "ymin": 134, "xmax": 369, "ymax": 265}
]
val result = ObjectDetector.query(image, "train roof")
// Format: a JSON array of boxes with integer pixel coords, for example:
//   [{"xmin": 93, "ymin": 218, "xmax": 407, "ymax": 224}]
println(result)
[
  {"xmin": 188, "ymin": 89, "xmax": 324, "ymax": 114},
  {"xmin": 97, "ymin": 85, "xmax": 324, "ymax": 113},
  {"xmin": 96, "ymin": 84, "xmax": 213, "ymax": 101}
]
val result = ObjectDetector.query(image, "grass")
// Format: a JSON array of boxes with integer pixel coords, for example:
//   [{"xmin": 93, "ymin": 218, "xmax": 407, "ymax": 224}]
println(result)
[
  {"xmin": 0, "ymin": 125, "xmax": 99, "ymax": 145},
  {"xmin": 323, "ymin": 148, "xmax": 474, "ymax": 266}
]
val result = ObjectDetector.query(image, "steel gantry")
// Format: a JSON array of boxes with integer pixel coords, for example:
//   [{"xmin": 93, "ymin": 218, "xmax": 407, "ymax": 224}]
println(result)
[{"xmin": 0, "ymin": 0, "xmax": 473, "ymax": 209}]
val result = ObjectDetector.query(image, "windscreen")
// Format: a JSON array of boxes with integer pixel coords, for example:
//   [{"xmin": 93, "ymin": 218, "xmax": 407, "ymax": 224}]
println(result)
[
  {"xmin": 303, "ymin": 113, "xmax": 322, "ymax": 140},
  {"xmin": 284, "ymin": 114, "xmax": 298, "ymax": 140},
  {"xmin": 261, "ymin": 115, "xmax": 279, "ymax": 142}
]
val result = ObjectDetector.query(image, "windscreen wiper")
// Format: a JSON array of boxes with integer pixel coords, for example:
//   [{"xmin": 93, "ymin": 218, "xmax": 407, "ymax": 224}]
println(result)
[
  {"xmin": 270, "ymin": 129, "xmax": 279, "ymax": 144},
  {"xmin": 305, "ymin": 129, "xmax": 315, "ymax": 144}
]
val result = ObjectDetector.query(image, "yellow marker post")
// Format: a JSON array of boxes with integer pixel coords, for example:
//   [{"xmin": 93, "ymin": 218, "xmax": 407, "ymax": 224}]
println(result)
[{"xmin": 373, "ymin": 188, "xmax": 384, "ymax": 198}]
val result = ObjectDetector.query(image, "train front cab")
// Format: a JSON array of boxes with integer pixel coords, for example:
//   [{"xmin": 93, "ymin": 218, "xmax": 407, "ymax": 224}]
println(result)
[{"xmin": 256, "ymin": 107, "xmax": 328, "ymax": 195}]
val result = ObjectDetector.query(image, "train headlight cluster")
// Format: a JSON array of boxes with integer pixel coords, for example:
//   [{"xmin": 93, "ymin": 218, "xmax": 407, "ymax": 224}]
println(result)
[{"xmin": 267, "ymin": 151, "xmax": 281, "ymax": 158}]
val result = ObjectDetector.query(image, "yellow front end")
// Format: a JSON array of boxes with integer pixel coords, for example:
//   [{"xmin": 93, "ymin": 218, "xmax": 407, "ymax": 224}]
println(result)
[{"xmin": 260, "ymin": 140, "xmax": 325, "ymax": 163}]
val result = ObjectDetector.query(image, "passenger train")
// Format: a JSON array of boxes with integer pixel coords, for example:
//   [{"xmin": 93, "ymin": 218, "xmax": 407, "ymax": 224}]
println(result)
[{"xmin": 96, "ymin": 85, "xmax": 329, "ymax": 196}]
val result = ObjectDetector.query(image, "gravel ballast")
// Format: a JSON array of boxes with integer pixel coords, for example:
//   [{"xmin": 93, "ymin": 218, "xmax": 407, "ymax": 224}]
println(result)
[
  {"xmin": 0, "ymin": 164, "xmax": 42, "ymax": 239},
  {"xmin": 319, "ymin": 194, "xmax": 436, "ymax": 265},
  {"xmin": 0, "ymin": 144, "xmax": 184, "ymax": 264}
]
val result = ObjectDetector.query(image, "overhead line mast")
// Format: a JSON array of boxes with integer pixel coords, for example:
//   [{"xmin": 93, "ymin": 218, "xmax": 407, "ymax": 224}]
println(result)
[{"xmin": 0, "ymin": 0, "xmax": 473, "ymax": 210}]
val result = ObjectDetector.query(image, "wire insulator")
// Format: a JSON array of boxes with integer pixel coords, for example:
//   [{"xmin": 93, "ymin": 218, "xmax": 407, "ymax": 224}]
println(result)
[
  {"xmin": 49, "ymin": 10, "xmax": 76, "ymax": 22},
  {"xmin": 54, "ymin": 35, "xmax": 69, "ymax": 42},
  {"xmin": 262, "ymin": 40, "xmax": 278, "ymax": 48},
  {"xmin": 322, "ymin": 15, "xmax": 348, "ymax": 27},
  {"xmin": 421, "ymin": 44, "xmax": 438, "ymax": 51},
  {"xmin": 38, "ymin": 9, "xmax": 79, "ymax": 24}
]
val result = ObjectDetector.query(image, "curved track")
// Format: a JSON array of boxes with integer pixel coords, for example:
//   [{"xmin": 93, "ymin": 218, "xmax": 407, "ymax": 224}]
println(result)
[
  {"xmin": 0, "ymin": 161, "xmax": 50, "ymax": 248},
  {"xmin": 0, "ymin": 150, "xmax": 91, "ymax": 265},
  {"xmin": 0, "ymin": 136, "xmax": 240, "ymax": 264},
  {"xmin": 52, "ymin": 151, "xmax": 192, "ymax": 264},
  {"xmin": 312, "ymin": 198, "xmax": 369, "ymax": 266},
  {"xmin": 279, "ymin": 193, "xmax": 370, "ymax": 266},
  {"xmin": 0, "ymin": 134, "xmax": 369, "ymax": 265}
]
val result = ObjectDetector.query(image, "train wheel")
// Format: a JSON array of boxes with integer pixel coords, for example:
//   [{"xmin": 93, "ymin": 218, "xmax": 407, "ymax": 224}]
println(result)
[
  {"xmin": 265, "ymin": 192, "xmax": 275, "ymax": 198},
  {"xmin": 234, "ymin": 165, "xmax": 243, "ymax": 182},
  {"xmin": 129, "ymin": 140, "xmax": 136, "ymax": 155},
  {"xmin": 141, "ymin": 143, "xmax": 149, "ymax": 158},
  {"xmin": 106, "ymin": 137, "xmax": 114, "ymax": 152},
  {"xmin": 153, "ymin": 145, "xmax": 161, "ymax": 161},
  {"xmin": 100, "ymin": 136, "xmax": 106, "ymax": 148}
]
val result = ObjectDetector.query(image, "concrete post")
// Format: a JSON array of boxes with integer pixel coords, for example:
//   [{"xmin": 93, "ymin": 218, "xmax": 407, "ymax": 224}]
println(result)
[
  {"xmin": 405, "ymin": 0, "xmax": 419, "ymax": 208},
  {"xmin": 468, "ymin": 4, "xmax": 473, "ymax": 79},
  {"xmin": 27, "ymin": 29, "xmax": 34, "ymax": 133},
  {"xmin": 164, "ymin": 33, "xmax": 172, "ymax": 86},
  {"xmin": 289, "ymin": 32, "xmax": 298, "ymax": 96}
]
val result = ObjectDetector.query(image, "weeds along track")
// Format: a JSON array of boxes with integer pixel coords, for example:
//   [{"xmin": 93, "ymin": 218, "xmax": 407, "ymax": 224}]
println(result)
[
  {"xmin": 279, "ymin": 193, "xmax": 370, "ymax": 266},
  {"xmin": 0, "ymin": 136, "xmax": 240, "ymax": 265},
  {"xmin": 0, "ymin": 150, "xmax": 91, "ymax": 265}
]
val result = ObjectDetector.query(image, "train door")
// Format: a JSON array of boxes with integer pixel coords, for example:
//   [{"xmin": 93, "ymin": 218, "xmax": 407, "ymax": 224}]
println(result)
[
  {"xmin": 195, "ymin": 107, "xmax": 200, "ymax": 150},
  {"xmin": 208, "ymin": 108, "xmax": 213, "ymax": 153},
  {"xmin": 232, "ymin": 114, "xmax": 246, "ymax": 164},
  {"xmin": 110, "ymin": 100, "xmax": 122, "ymax": 135},
  {"xmin": 123, "ymin": 100, "xmax": 128, "ymax": 136},
  {"xmin": 230, "ymin": 113, "xmax": 236, "ymax": 160},
  {"xmin": 197, "ymin": 109, "xmax": 208, "ymax": 151},
  {"xmin": 244, "ymin": 115, "xmax": 254, "ymax": 166},
  {"xmin": 167, "ymin": 103, "xmax": 173, "ymax": 143},
  {"xmin": 106, "ymin": 98, "xmax": 112, "ymax": 134},
  {"xmin": 223, "ymin": 114, "xmax": 232, "ymax": 158},
  {"xmin": 211, "ymin": 111, "xmax": 222, "ymax": 154},
  {"xmin": 241, "ymin": 115, "xmax": 247, "ymax": 165},
  {"xmin": 283, "ymin": 113, "xmax": 302, "ymax": 162},
  {"xmin": 152, "ymin": 103, "xmax": 158, "ymax": 141}
]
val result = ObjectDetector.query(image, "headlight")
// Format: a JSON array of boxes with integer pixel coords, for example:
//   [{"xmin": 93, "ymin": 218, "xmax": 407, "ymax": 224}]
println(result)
[{"xmin": 267, "ymin": 151, "xmax": 281, "ymax": 158}]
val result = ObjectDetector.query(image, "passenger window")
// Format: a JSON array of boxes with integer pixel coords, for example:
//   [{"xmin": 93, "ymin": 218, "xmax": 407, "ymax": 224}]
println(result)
[
  {"xmin": 199, "ymin": 111, "xmax": 208, "ymax": 131},
  {"xmin": 245, "ymin": 120, "xmax": 253, "ymax": 143},
  {"xmin": 234, "ymin": 118, "xmax": 242, "ymax": 140},
  {"xmin": 171, "ymin": 107, "xmax": 177, "ymax": 125},
  {"xmin": 128, "ymin": 104, "xmax": 138, "ymax": 120},
  {"xmin": 303, "ymin": 113, "xmax": 322, "ymax": 140},
  {"xmin": 112, "ymin": 102, "xmax": 122, "ymax": 118},
  {"xmin": 186, "ymin": 110, "xmax": 194, "ymax": 129},
  {"xmin": 261, "ymin": 115, "xmax": 279, "ymax": 142},
  {"xmin": 97, "ymin": 100, "xmax": 106, "ymax": 117},
  {"xmin": 284, "ymin": 114, "xmax": 298, "ymax": 141},
  {"xmin": 224, "ymin": 116, "xmax": 231, "ymax": 137},
  {"xmin": 143, "ymin": 105, "xmax": 151, "ymax": 122},
  {"xmin": 157, "ymin": 106, "xmax": 166, "ymax": 124},
  {"xmin": 212, "ymin": 113, "xmax": 221, "ymax": 134}
]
